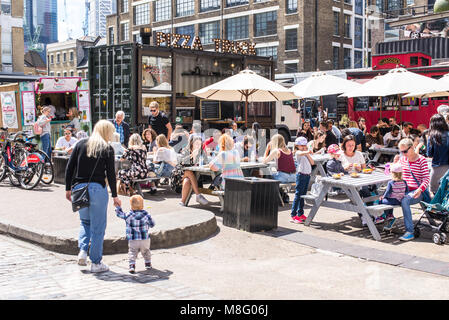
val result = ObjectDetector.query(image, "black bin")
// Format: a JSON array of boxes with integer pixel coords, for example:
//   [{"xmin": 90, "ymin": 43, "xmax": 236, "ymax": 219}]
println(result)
[
  {"xmin": 53, "ymin": 156, "xmax": 69, "ymax": 184},
  {"xmin": 223, "ymin": 177, "xmax": 279, "ymax": 232}
]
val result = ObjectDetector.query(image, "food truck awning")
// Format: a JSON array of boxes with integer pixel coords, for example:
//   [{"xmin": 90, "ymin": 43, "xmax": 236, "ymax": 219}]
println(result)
[{"xmin": 0, "ymin": 73, "xmax": 40, "ymax": 83}]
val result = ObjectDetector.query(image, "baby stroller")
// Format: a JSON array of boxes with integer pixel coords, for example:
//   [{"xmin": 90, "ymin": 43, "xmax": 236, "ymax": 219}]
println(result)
[{"xmin": 414, "ymin": 170, "xmax": 449, "ymax": 245}]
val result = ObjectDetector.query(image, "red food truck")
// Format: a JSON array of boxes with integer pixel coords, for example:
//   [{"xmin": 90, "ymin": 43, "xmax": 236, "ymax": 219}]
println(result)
[{"xmin": 346, "ymin": 51, "xmax": 449, "ymax": 130}]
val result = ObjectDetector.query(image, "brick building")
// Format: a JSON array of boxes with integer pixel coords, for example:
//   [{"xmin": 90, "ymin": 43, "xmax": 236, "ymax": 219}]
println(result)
[
  {"xmin": 46, "ymin": 36, "xmax": 102, "ymax": 79},
  {"xmin": 0, "ymin": 0, "xmax": 25, "ymax": 74},
  {"xmin": 106, "ymin": 0, "xmax": 371, "ymax": 73}
]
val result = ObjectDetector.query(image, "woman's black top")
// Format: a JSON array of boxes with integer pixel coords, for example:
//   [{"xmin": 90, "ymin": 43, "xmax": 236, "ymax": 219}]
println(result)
[{"xmin": 65, "ymin": 138, "xmax": 117, "ymax": 197}]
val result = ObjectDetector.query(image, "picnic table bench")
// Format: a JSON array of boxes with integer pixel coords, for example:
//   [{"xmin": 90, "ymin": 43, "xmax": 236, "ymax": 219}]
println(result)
[
  {"xmin": 369, "ymin": 146, "xmax": 399, "ymax": 162},
  {"xmin": 301, "ymin": 170, "xmax": 398, "ymax": 241}
]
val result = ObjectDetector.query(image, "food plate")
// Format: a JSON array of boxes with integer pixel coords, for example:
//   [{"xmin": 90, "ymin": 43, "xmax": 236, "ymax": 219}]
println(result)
[
  {"xmin": 350, "ymin": 173, "xmax": 359, "ymax": 178},
  {"xmin": 332, "ymin": 174, "xmax": 342, "ymax": 180}
]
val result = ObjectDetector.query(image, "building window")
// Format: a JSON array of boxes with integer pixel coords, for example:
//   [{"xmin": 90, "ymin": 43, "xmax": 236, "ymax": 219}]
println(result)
[
  {"xmin": 285, "ymin": 28, "xmax": 297, "ymax": 50},
  {"xmin": 254, "ymin": 11, "xmax": 277, "ymax": 37},
  {"xmin": 175, "ymin": 25, "xmax": 195, "ymax": 46},
  {"xmin": 78, "ymin": 71, "xmax": 82, "ymax": 77},
  {"xmin": 70, "ymin": 51, "xmax": 74, "ymax": 61},
  {"xmin": 256, "ymin": 46, "xmax": 277, "ymax": 59},
  {"xmin": 85, "ymin": 71, "xmax": 88, "ymax": 78},
  {"xmin": 354, "ymin": 17, "xmax": 363, "ymax": 48},
  {"xmin": 344, "ymin": 0, "xmax": 351, "ymax": 3},
  {"xmin": 70, "ymin": 71, "xmax": 74, "ymax": 76},
  {"xmin": 121, "ymin": 0, "xmax": 128, "ymax": 13},
  {"xmin": 50, "ymin": 71, "xmax": 55, "ymax": 76},
  {"xmin": 226, "ymin": 16, "xmax": 249, "ymax": 40},
  {"xmin": 333, "ymin": 46, "xmax": 339, "ymax": 69},
  {"xmin": 176, "ymin": 0, "xmax": 195, "ymax": 17},
  {"xmin": 344, "ymin": 14, "xmax": 351, "ymax": 38},
  {"xmin": 109, "ymin": 27, "xmax": 114, "ymax": 44},
  {"xmin": 286, "ymin": 0, "xmax": 297, "ymax": 14},
  {"xmin": 226, "ymin": 0, "xmax": 248, "ymax": 8},
  {"xmin": 134, "ymin": 3, "xmax": 150, "ymax": 25},
  {"xmin": 1, "ymin": 0, "xmax": 11, "ymax": 15},
  {"xmin": 200, "ymin": 0, "xmax": 220, "ymax": 12},
  {"xmin": 333, "ymin": 12, "xmax": 339, "ymax": 36},
  {"xmin": 63, "ymin": 52, "xmax": 67, "ymax": 62},
  {"xmin": 155, "ymin": 0, "xmax": 171, "ymax": 22},
  {"xmin": 285, "ymin": 63, "xmax": 297, "ymax": 73},
  {"xmin": 121, "ymin": 22, "xmax": 129, "ymax": 41},
  {"xmin": 57, "ymin": 53, "xmax": 60, "ymax": 63},
  {"xmin": 50, "ymin": 55, "xmax": 54, "ymax": 64},
  {"xmin": 57, "ymin": 72, "xmax": 61, "ymax": 77},
  {"xmin": 63, "ymin": 71, "xmax": 67, "ymax": 77},
  {"xmin": 134, "ymin": 34, "xmax": 142, "ymax": 44},
  {"xmin": 354, "ymin": 0, "xmax": 363, "ymax": 15},
  {"xmin": 354, "ymin": 50, "xmax": 363, "ymax": 68},
  {"xmin": 199, "ymin": 21, "xmax": 220, "ymax": 44},
  {"xmin": 344, "ymin": 48, "xmax": 351, "ymax": 69},
  {"xmin": 1, "ymin": 30, "xmax": 12, "ymax": 64}
]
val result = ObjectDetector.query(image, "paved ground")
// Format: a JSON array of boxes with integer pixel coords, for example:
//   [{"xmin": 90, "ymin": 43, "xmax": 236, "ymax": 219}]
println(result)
[{"xmin": 1, "ymin": 179, "xmax": 449, "ymax": 300}]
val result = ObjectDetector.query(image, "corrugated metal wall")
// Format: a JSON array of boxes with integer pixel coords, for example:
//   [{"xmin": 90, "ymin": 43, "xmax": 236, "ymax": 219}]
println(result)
[{"xmin": 376, "ymin": 38, "xmax": 449, "ymax": 59}]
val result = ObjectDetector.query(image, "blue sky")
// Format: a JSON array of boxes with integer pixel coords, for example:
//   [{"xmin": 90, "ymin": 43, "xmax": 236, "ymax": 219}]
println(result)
[{"xmin": 57, "ymin": 0, "xmax": 85, "ymax": 41}]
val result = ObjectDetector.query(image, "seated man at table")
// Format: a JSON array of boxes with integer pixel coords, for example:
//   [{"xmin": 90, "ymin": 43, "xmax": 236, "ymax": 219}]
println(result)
[
  {"xmin": 55, "ymin": 128, "xmax": 78, "ymax": 154},
  {"xmin": 383, "ymin": 125, "xmax": 401, "ymax": 148}
]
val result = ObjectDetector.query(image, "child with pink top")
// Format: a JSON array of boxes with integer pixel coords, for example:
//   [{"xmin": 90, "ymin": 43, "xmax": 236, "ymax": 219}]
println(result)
[{"xmin": 378, "ymin": 163, "xmax": 409, "ymax": 230}]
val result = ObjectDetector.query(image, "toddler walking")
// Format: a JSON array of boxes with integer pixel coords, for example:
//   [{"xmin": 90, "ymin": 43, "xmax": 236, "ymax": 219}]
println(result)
[
  {"xmin": 290, "ymin": 137, "xmax": 314, "ymax": 224},
  {"xmin": 377, "ymin": 163, "xmax": 408, "ymax": 230},
  {"xmin": 115, "ymin": 195, "xmax": 155, "ymax": 273}
]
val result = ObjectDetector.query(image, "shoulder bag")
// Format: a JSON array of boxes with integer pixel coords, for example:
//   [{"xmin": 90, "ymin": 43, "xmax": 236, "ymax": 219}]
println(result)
[
  {"xmin": 407, "ymin": 160, "xmax": 432, "ymax": 203},
  {"xmin": 71, "ymin": 157, "xmax": 101, "ymax": 212}
]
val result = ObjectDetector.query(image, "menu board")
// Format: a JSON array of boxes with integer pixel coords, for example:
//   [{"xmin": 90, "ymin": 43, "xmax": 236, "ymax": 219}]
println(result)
[
  {"xmin": 1, "ymin": 91, "xmax": 18, "ymax": 129},
  {"xmin": 22, "ymin": 91, "xmax": 36, "ymax": 126},
  {"xmin": 200, "ymin": 100, "xmax": 220, "ymax": 120},
  {"xmin": 354, "ymin": 97, "xmax": 370, "ymax": 111}
]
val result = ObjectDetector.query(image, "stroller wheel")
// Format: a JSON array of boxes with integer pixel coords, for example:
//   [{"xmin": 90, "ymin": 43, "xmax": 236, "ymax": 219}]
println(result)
[
  {"xmin": 440, "ymin": 233, "xmax": 447, "ymax": 244},
  {"xmin": 414, "ymin": 227, "xmax": 421, "ymax": 239},
  {"xmin": 443, "ymin": 223, "xmax": 449, "ymax": 233},
  {"xmin": 433, "ymin": 233, "xmax": 442, "ymax": 245}
]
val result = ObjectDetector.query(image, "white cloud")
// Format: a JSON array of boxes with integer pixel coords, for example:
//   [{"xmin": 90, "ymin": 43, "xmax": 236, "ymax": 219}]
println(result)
[{"xmin": 58, "ymin": 0, "xmax": 86, "ymax": 41}]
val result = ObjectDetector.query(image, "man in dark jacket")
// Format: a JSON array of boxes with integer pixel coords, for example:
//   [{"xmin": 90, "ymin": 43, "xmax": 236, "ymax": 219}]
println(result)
[{"xmin": 113, "ymin": 110, "xmax": 130, "ymax": 147}]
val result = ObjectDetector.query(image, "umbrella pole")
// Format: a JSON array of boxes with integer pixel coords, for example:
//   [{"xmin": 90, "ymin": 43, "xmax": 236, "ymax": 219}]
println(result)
[
  {"xmin": 379, "ymin": 97, "xmax": 382, "ymax": 119},
  {"xmin": 245, "ymin": 96, "xmax": 248, "ymax": 128},
  {"xmin": 399, "ymin": 94, "xmax": 403, "ymax": 125}
]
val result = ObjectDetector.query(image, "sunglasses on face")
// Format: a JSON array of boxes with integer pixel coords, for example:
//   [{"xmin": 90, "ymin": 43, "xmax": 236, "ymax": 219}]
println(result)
[
  {"xmin": 150, "ymin": 109, "xmax": 157, "ymax": 113},
  {"xmin": 400, "ymin": 146, "xmax": 411, "ymax": 154}
]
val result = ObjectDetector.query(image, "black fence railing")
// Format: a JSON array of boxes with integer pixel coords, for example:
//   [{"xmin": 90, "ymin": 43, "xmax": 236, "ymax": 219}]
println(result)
[{"xmin": 384, "ymin": 4, "xmax": 434, "ymax": 19}]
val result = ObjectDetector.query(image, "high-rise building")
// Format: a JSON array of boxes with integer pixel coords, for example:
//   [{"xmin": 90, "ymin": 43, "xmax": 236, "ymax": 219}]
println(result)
[
  {"xmin": 88, "ymin": 0, "xmax": 117, "ymax": 38},
  {"xmin": 1, "ymin": 0, "xmax": 24, "ymax": 74},
  {"xmin": 23, "ymin": 0, "xmax": 58, "ymax": 63}
]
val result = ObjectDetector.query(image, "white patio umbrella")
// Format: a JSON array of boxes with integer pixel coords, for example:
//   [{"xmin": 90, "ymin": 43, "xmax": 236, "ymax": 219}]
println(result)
[
  {"xmin": 340, "ymin": 68, "xmax": 448, "ymax": 121},
  {"xmin": 341, "ymin": 68, "xmax": 446, "ymax": 98},
  {"xmin": 403, "ymin": 73, "xmax": 449, "ymax": 98},
  {"xmin": 191, "ymin": 68, "xmax": 298, "ymax": 126},
  {"xmin": 289, "ymin": 71, "xmax": 362, "ymax": 98}
]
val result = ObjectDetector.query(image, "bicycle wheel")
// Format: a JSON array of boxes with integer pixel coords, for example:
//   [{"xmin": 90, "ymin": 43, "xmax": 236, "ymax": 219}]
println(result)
[
  {"xmin": 37, "ymin": 151, "xmax": 54, "ymax": 184},
  {"xmin": 8, "ymin": 171, "xmax": 21, "ymax": 186},
  {"xmin": 19, "ymin": 161, "xmax": 44, "ymax": 190},
  {"xmin": 0, "ymin": 155, "xmax": 6, "ymax": 182}
]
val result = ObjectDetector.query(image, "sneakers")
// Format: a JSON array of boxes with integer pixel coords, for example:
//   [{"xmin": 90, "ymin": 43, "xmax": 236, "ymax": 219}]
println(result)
[
  {"xmin": 129, "ymin": 264, "xmax": 136, "ymax": 274},
  {"xmin": 196, "ymin": 194, "xmax": 209, "ymax": 205},
  {"xmin": 90, "ymin": 262, "xmax": 109, "ymax": 273},
  {"xmin": 145, "ymin": 262, "xmax": 152, "ymax": 270},
  {"xmin": 77, "ymin": 250, "xmax": 87, "ymax": 266},
  {"xmin": 149, "ymin": 187, "xmax": 157, "ymax": 195},
  {"xmin": 383, "ymin": 217, "xmax": 396, "ymax": 231},
  {"xmin": 290, "ymin": 215, "xmax": 307, "ymax": 224},
  {"xmin": 179, "ymin": 201, "xmax": 186, "ymax": 207},
  {"xmin": 374, "ymin": 216, "xmax": 385, "ymax": 225},
  {"xmin": 399, "ymin": 231, "xmax": 415, "ymax": 241}
]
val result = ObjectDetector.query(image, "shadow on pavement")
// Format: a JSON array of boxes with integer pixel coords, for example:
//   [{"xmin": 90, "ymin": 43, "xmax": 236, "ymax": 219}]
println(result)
[{"xmin": 84, "ymin": 267, "xmax": 173, "ymax": 284}]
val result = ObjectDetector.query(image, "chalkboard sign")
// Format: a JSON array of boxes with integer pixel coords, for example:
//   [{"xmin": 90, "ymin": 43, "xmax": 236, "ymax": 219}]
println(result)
[
  {"xmin": 354, "ymin": 97, "xmax": 369, "ymax": 111},
  {"xmin": 323, "ymin": 95, "xmax": 338, "ymax": 119},
  {"xmin": 200, "ymin": 100, "xmax": 221, "ymax": 120}
]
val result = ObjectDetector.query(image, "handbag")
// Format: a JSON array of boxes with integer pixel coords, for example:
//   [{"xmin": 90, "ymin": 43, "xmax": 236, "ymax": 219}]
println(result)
[
  {"xmin": 407, "ymin": 161, "xmax": 432, "ymax": 203},
  {"xmin": 71, "ymin": 157, "xmax": 100, "ymax": 212}
]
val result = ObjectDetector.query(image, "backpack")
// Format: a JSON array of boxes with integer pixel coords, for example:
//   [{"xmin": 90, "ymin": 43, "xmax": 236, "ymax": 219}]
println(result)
[{"xmin": 33, "ymin": 121, "xmax": 43, "ymax": 135}]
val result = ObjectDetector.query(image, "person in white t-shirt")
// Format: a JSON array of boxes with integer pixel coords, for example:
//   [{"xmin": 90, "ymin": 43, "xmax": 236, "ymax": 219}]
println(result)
[
  {"xmin": 55, "ymin": 128, "xmax": 78, "ymax": 154},
  {"xmin": 383, "ymin": 125, "xmax": 401, "ymax": 147},
  {"xmin": 153, "ymin": 134, "xmax": 177, "ymax": 177},
  {"xmin": 339, "ymin": 135, "xmax": 366, "ymax": 172}
]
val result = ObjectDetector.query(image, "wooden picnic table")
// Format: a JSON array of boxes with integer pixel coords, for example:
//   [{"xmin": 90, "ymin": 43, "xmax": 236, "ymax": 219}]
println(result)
[
  {"xmin": 309, "ymin": 153, "xmax": 332, "ymax": 188},
  {"xmin": 303, "ymin": 169, "xmax": 393, "ymax": 241},
  {"xmin": 369, "ymin": 145, "xmax": 399, "ymax": 162},
  {"xmin": 183, "ymin": 161, "xmax": 268, "ymax": 209}
]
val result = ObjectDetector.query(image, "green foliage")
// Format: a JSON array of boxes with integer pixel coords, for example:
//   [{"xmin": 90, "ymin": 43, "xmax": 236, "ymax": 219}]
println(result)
[{"xmin": 434, "ymin": 0, "xmax": 449, "ymax": 13}]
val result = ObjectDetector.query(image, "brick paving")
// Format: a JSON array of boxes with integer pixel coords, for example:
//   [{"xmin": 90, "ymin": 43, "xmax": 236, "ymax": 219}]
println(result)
[{"xmin": 0, "ymin": 235, "xmax": 217, "ymax": 300}]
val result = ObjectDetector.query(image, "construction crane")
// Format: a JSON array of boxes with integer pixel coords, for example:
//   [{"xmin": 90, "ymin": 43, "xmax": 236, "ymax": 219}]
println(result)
[
  {"xmin": 24, "ymin": 24, "xmax": 43, "ymax": 52},
  {"xmin": 62, "ymin": 0, "xmax": 73, "ymax": 40}
]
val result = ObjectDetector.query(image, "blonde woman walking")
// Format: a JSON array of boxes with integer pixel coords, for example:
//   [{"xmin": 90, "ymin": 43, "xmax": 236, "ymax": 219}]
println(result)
[{"xmin": 65, "ymin": 120, "xmax": 120, "ymax": 273}]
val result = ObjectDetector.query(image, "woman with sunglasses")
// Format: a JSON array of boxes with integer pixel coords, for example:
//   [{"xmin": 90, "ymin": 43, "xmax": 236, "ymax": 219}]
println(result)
[
  {"xmin": 390, "ymin": 138, "xmax": 430, "ymax": 241},
  {"xmin": 358, "ymin": 117, "xmax": 367, "ymax": 135}
]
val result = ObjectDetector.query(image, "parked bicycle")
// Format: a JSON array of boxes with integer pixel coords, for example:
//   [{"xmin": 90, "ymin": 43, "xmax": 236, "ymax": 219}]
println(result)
[{"xmin": 0, "ymin": 128, "xmax": 51, "ymax": 190}]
